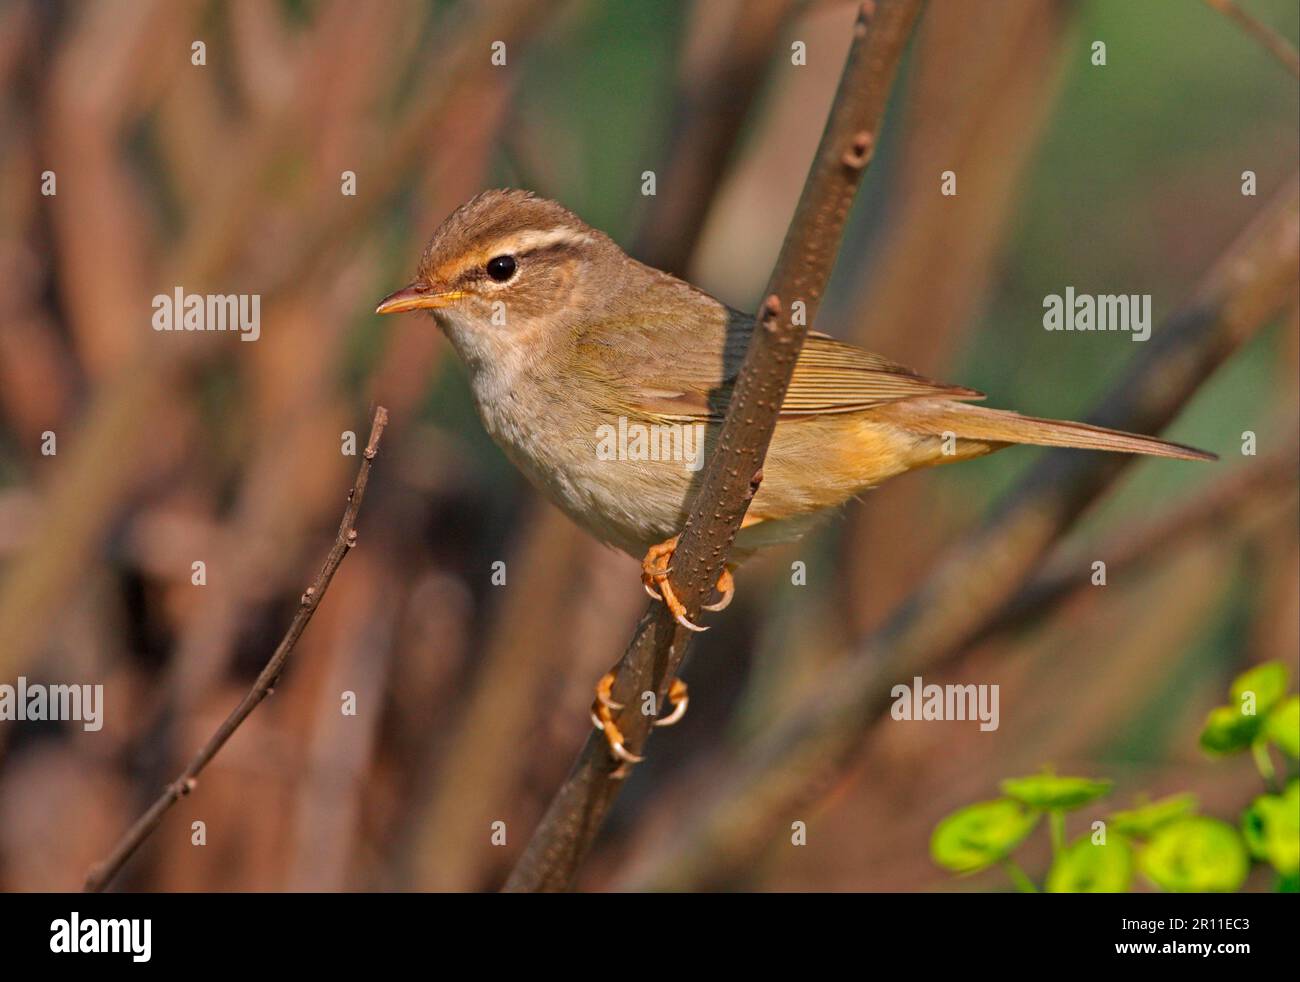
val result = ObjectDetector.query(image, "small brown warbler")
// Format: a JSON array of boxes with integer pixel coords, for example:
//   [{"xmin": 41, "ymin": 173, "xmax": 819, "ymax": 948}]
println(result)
[{"xmin": 378, "ymin": 189, "xmax": 1213, "ymax": 762}]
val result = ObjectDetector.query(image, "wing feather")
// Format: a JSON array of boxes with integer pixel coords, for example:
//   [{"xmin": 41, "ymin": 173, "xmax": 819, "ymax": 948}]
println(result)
[{"xmin": 585, "ymin": 303, "xmax": 984, "ymax": 421}]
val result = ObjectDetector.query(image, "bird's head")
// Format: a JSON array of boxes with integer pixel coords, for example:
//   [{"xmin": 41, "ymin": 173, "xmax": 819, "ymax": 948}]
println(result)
[{"xmin": 375, "ymin": 189, "xmax": 619, "ymax": 370}]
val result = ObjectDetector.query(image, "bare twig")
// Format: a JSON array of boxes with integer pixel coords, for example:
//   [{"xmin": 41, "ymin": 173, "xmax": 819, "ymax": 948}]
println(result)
[
  {"xmin": 503, "ymin": 0, "xmax": 924, "ymax": 893},
  {"xmin": 83, "ymin": 406, "xmax": 389, "ymax": 892},
  {"xmin": 624, "ymin": 176, "xmax": 1300, "ymax": 891},
  {"xmin": 1204, "ymin": 0, "xmax": 1300, "ymax": 79}
]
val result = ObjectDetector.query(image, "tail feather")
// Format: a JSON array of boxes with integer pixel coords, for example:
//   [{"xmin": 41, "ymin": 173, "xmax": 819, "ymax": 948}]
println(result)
[{"xmin": 897, "ymin": 402, "xmax": 1217, "ymax": 462}]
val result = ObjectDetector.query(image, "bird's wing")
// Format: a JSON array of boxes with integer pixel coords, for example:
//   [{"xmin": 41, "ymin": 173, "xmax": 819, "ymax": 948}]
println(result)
[
  {"xmin": 781, "ymin": 332, "xmax": 984, "ymax": 416},
  {"xmin": 590, "ymin": 307, "xmax": 984, "ymax": 422}
]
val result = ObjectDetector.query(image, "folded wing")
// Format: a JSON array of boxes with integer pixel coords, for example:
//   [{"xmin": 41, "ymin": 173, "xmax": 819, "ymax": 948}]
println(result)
[{"xmin": 603, "ymin": 308, "xmax": 984, "ymax": 421}]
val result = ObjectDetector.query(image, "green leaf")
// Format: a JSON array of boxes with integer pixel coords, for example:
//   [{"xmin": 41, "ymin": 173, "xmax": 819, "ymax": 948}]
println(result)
[
  {"xmin": 1138, "ymin": 817, "xmax": 1250, "ymax": 892},
  {"xmin": 1199, "ymin": 704, "xmax": 1262, "ymax": 755},
  {"xmin": 1047, "ymin": 835, "xmax": 1134, "ymax": 893},
  {"xmin": 1240, "ymin": 779, "xmax": 1299, "ymax": 877},
  {"xmin": 931, "ymin": 799, "xmax": 1040, "ymax": 874},
  {"xmin": 1279, "ymin": 871, "xmax": 1299, "ymax": 893},
  {"xmin": 1109, "ymin": 794, "xmax": 1199, "ymax": 839},
  {"xmin": 1266, "ymin": 696, "xmax": 1299, "ymax": 758},
  {"xmin": 1230, "ymin": 661, "xmax": 1290, "ymax": 717},
  {"xmin": 1001, "ymin": 773, "xmax": 1113, "ymax": 810}
]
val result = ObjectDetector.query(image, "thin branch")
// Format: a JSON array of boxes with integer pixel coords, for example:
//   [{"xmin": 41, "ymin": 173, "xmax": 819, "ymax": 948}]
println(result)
[
  {"xmin": 972, "ymin": 440, "xmax": 1299, "ymax": 644},
  {"xmin": 83, "ymin": 406, "xmax": 390, "ymax": 892},
  {"xmin": 626, "ymin": 175, "xmax": 1300, "ymax": 891},
  {"xmin": 503, "ymin": 0, "xmax": 924, "ymax": 893},
  {"xmin": 1204, "ymin": 0, "xmax": 1300, "ymax": 79}
]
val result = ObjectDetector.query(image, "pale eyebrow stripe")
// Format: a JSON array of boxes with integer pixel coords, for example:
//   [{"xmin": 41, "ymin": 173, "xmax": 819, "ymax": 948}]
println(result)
[
  {"xmin": 445, "ymin": 226, "xmax": 594, "ymax": 286},
  {"xmin": 493, "ymin": 227, "xmax": 594, "ymax": 255}
]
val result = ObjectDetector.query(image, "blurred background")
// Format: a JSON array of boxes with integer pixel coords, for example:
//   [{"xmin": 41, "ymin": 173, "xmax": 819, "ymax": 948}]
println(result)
[{"xmin": 0, "ymin": 0, "xmax": 1296, "ymax": 892}]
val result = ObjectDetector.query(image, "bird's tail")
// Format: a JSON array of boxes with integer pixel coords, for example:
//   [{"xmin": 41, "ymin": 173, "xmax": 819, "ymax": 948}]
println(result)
[{"xmin": 896, "ymin": 401, "xmax": 1217, "ymax": 462}]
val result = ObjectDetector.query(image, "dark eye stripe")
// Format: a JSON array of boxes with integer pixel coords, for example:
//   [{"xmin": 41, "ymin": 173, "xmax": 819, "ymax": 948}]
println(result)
[{"xmin": 447, "ymin": 237, "xmax": 588, "ymax": 289}]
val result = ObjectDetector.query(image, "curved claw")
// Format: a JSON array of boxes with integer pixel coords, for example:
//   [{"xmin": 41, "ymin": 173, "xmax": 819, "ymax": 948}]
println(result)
[
  {"xmin": 608, "ymin": 739, "xmax": 644, "ymax": 765},
  {"xmin": 591, "ymin": 670, "xmax": 644, "ymax": 767},
  {"xmin": 641, "ymin": 537, "xmax": 733, "ymax": 631},
  {"xmin": 654, "ymin": 678, "xmax": 689, "ymax": 727},
  {"xmin": 656, "ymin": 569, "xmax": 709, "ymax": 633},
  {"xmin": 655, "ymin": 700, "xmax": 687, "ymax": 726},
  {"xmin": 591, "ymin": 708, "xmax": 642, "ymax": 763},
  {"xmin": 592, "ymin": 710, "xmax": 644, "ymax": 764},
  {"xmin": 591, "ymin": 673, "xmax": 689, "ymax": 767},
  {"xmin": 642, "ymin": 535, "xmax": 699, "ymax": 629},
  {"xmin": 675, "ymin": 610, "xmax": 708, "ymax": 632},
  {"xmin": 702, "ymin": 566, "xmax": 735, "ymax": 612},
  {"xmin": 594, "ymin": 670, "xmax": 623, "ymax": 711}
]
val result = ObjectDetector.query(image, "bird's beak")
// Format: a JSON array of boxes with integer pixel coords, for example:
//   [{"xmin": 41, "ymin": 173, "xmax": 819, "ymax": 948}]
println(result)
[{"xmin": 374, "ymin": 282, "xmax": 463, "ymax": 315}]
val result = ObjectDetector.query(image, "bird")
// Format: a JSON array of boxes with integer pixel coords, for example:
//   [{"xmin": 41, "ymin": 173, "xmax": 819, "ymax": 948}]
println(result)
[{"xmin": 376, "ymin": 188, "xmax": 1214, "ymax": 763}]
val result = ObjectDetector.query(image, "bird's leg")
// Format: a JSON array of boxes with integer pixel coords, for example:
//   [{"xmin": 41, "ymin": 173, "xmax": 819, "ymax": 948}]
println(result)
[
  {"xmin": 641, "ymin": 536, "xmax": 739, "ymax": 630},
  {"xmin": 589, "ymin": 671, "xmax": 690, "ymax": 773},
  {"xmin": 590, "ymin": 670, "xmax": 642, "ymax": 769},
  {"xmin": 640, "ymin": 535, "xmax": 706, "ymax": 631},
  {"xmin": 639, "ymin": 537, "xmax": 676, "ymax": 600}
]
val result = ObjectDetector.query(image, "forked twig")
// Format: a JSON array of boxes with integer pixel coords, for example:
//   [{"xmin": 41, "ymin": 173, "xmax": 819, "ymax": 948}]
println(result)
[{"xmin": 83, "ymin": 406, "xmax": 390, "ymax": 892}]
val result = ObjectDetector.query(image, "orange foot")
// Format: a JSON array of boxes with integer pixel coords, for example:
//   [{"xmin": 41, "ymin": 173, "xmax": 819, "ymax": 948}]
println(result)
[
  {"xmin": 640, "ymin": 535, "xmax": 737, "ymax": 631},
  {"xmin": 590, "ymin": 671, "xmax": 690, "ymax": 773}
]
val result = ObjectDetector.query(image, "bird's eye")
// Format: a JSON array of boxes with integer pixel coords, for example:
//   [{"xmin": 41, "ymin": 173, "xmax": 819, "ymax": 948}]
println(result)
[{"xmin": 485, "ymin": 255, "xmax": 517, "ymax": 282}]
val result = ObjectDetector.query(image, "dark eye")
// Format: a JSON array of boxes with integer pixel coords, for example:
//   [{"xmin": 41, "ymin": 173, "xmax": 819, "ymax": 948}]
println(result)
[{"xmin": 485, "ymin": 255, "xmax": 517, "ymax": 282}]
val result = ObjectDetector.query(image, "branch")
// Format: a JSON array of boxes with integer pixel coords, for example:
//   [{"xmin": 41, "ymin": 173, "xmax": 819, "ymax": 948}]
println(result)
[
  {"xmin": 83, "ymin": 406, "xmax": 390, "ymax": 892},
  {"xmin": 503, "ymin": 0, "xmax": 924, "ymax": 893},
  {"xmin": 1203, "ymin": 0, "xmax": 1300, "ymax": 79},
  {"xmin": 971, "ymin": 440, "xmax": 1299, "ymax": 644},
  {"xmin": 626, "ymin": 175, "xmax": 1299, "ymax": 891}
]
